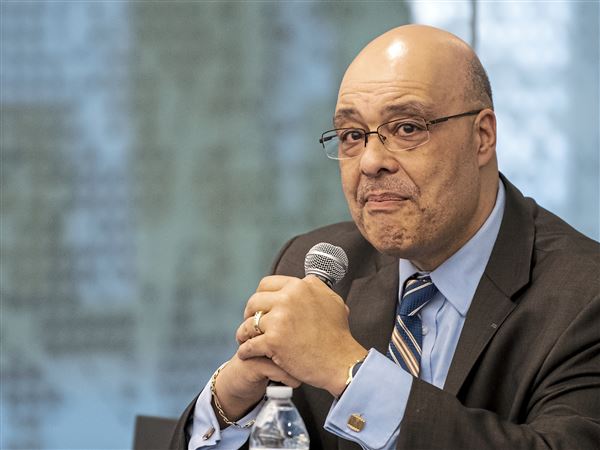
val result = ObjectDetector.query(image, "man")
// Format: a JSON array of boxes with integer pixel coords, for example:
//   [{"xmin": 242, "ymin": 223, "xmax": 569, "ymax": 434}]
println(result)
[{"xmin": 170, "ymin": 25, "xmax": 599, "ymax": 449}]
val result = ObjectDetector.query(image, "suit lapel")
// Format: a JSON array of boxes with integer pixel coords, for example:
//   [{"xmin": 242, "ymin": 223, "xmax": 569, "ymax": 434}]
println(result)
[
  {"xmin": 345, "ymin": 256, "xmax": 399, "ymax": 356},
  {"xmin": 444, "ymin": 175, "xmax": 535, "ymax": 396},
  {"xmin": 443, "ymin": 275, "xmax": 515, "ymax": 395}
]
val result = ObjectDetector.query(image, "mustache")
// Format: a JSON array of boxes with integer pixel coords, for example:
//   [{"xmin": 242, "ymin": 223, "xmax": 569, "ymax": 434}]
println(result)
[{"xmin": 357, "ymin": 178, "xmax": 419, "ymax": 205}]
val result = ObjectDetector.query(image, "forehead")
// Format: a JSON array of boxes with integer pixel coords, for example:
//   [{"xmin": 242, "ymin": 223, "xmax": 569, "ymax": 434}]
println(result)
[{"xmin": 334, "ymin": 79, "xmax": 439, "ymax": 126}]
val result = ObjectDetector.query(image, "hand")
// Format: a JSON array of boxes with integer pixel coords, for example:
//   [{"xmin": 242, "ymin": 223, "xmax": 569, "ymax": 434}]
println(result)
[
  {"xmin": 212, "ymin": 353, "xmax": 300, "ymax": 428},
  {"xmin": 236, "ymin": 275, "xmax": 368, "ymax": 397}
]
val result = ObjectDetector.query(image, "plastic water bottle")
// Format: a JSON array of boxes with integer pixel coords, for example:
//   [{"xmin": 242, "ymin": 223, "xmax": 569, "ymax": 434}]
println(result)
[{"xmin": 249, "ymin": 385, "xmax": 310, "ymax": 450}]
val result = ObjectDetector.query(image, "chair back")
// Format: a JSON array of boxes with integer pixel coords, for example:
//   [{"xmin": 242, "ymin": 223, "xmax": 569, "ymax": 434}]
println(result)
[{"xmin": 133, "ymin": 415, "xmax": 178, "ymax": 449}]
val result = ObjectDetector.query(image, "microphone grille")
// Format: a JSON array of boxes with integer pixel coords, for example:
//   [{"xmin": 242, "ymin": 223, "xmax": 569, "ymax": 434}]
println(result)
[{"xmin": 304, "ymin": 242, "xmax": 349, "ymax": 287}]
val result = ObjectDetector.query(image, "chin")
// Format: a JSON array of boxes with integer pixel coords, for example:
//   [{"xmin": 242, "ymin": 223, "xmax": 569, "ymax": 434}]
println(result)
[
  {"xmin": 360, "ymin": 220, "xmax": 420, "ymax": 258},
  {"xmin": 373, "ymin": 239, "xmax": 418, "ymax": 259}
]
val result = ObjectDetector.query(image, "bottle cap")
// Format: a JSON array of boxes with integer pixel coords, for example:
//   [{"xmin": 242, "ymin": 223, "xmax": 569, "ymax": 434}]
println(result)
[{"xmin": 266, "ymin": 385, "xmax": 293, "ymax": 399}]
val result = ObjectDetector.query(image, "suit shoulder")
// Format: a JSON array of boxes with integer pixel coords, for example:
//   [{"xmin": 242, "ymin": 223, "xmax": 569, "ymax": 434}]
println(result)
[
  {"xmin": 529, "ymin": 202, "xmax": 599, "ymax": 304},
  {"xmin": 532, "ymin": 203, "xmax": 599, "ymax": 267}
]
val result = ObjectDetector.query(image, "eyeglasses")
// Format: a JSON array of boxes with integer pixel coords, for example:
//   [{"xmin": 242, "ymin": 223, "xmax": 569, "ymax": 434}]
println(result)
[{"xmin": 318, "ymin": 109, "xmax": 483, "ymax": 160}]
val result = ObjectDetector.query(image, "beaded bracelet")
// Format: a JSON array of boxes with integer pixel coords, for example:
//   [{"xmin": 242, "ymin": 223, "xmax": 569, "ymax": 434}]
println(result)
[{"xmin": 210, "ymin": 362, "xmax": 256, "ymax": 429}]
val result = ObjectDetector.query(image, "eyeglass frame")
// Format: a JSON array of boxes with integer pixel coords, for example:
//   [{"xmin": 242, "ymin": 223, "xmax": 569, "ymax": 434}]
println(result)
[{"xmin": 318, "ymin": 109, "xmax": 484, "ymax": 160}]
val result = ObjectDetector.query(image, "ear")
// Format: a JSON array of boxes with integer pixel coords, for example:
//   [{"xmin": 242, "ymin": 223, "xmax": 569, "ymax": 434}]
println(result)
[{"xmin": 475, "ymin": 109, "xmax": 497, "ymax": 168}]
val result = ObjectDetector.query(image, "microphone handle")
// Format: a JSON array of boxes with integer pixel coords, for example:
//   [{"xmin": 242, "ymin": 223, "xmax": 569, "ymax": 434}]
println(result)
[{"xmin": 311, "ymin": 273, "xmax": 334, "ymax": 288}]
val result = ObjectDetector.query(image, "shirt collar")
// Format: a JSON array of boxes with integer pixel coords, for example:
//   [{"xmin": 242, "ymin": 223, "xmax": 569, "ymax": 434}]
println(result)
[{"xmin": 399, "ymin": 179, "xmax": 506, "ymax": 316}]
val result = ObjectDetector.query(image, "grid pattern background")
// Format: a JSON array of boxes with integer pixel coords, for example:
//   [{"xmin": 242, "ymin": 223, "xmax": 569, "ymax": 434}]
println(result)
[{"xmin": 1, "ymin": 1, "xmax": 598, "ymax": 448}]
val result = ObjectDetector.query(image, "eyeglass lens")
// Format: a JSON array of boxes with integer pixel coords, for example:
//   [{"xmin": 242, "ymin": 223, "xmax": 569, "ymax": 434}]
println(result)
[{"xmin": 321, "ymin": 118, "xmax": 429, "ymax": 159}]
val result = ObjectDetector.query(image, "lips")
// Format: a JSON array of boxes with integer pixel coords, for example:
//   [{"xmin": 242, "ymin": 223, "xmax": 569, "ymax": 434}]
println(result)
[{"xmin": 362, "ymin": 192, "xmax": 408, "ymax": 205}]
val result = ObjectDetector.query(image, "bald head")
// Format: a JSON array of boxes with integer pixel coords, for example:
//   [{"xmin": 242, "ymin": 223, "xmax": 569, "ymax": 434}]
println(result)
[{"xmin": 340, "ymin": 25, "xmax": 493, "ymax": 112}]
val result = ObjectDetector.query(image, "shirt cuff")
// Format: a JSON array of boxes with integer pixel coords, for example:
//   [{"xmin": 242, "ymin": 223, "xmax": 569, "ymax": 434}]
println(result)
[
  {"xmin": 324, "ymin": 349, "xmax": 413, "ymax": 449},
  {"xmin": 188, "ymin": 382, "xmax": 264, "ymax": 449}
]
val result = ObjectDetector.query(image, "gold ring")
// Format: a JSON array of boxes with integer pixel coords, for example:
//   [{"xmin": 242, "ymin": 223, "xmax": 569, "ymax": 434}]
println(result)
[{"xmin": 253, "ymin": 310, "xmax": 264, "ymax": 335}]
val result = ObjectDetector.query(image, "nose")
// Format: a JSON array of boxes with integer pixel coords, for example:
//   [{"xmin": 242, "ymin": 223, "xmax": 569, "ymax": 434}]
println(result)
[{"xmin": 359, "ymin": 133, "xmax": 400, "ymax": 178}]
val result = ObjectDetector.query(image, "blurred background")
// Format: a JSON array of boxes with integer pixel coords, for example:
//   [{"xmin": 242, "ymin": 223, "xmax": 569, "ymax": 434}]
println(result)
[{"xmin": 1, "ymin": 1, "xmax": 598, "ymax": 448}]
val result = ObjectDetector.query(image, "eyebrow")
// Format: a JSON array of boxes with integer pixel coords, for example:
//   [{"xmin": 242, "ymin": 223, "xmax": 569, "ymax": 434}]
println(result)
[
  {"xmin": 333, "ymin": 108, "xmax": 360, "ymax": 128},
  {"xmin": 332, "ymin": 102, "xmax": 434, "ymax": 128},
  {"xmin": 383, "ymin": 102, "xmax": 434, "ymax": 119}
]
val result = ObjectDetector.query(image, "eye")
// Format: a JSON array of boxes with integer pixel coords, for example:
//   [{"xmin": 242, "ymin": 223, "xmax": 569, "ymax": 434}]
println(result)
[
  {"xmin": 391, "ymin": 121, "xmax": 425, "ymax": 136},
  {"xmin": 339, "ymin": 129, "xmax": 364, "ymax": 144}
]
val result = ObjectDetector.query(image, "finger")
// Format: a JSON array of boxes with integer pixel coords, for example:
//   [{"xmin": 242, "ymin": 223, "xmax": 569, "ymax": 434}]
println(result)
[
  {"xmin": 303, "ymin": 274, "xmax": 325, "ymax": 285},
  {"xmin": 235, "ymin": 313, "xmax": 269, "ymax": 344},
  {"xmin": 304, "ymin": 275, "xmax": 347, "ymax": 307},
  {"xmin": 244, "ymin": 291, "xmax": 280, "ymax": 319},
  {"xmin": 235, "ymin": 317, "xmax": 252, "ymax": 344},
  {"xmin": 253, "ymin": 357, "xmax": 301, "ymax": 388},
  {"xmin": 303, "ymin": 274, "xmax": 340, "ymax": 293},
  {"xmin": 256, "ymin": 275, "xmax": 298, "ymax": 293},
  {"xmin": 237, "ymin": 334, "xmax": 272, "ymax": 361}
]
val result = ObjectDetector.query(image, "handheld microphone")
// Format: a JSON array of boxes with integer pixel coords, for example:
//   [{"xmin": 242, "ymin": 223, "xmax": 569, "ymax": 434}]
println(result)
[{"xmin": 304, "ymin": 242, "xmax": 349, "ymax": 288}]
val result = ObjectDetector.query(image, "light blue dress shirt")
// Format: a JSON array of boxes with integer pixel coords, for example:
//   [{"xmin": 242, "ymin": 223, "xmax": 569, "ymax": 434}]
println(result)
[{"xmin": 189, "ymin": 181, "xmax": 505, "ymax": 450}]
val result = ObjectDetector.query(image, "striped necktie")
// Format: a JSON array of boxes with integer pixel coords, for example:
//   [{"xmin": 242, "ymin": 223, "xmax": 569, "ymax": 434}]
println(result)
[{"xmin": 387, "ymin": 274, "xmax": 438, "ymax": 377}]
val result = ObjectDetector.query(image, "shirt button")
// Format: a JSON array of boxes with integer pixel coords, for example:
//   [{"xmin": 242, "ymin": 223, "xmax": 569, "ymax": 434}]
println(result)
[{"xmin": 422, "ymin": 326, "xmax": 429, "ymax": 335}]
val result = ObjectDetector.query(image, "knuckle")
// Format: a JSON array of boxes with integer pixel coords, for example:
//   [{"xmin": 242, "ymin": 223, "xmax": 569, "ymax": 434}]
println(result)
[
  {"xmin": 293, "ymin": 277, "xmax": 306, "ymax": 289},
  {"xmin": 284, "ymin": 277, "xmax": 301, "ymax": 292},
  {"xmin": 257, "ymin": 276, "xmax": 272, "ymax": 291},
  {"xmin": 239, "ymin": 341, "xmax": 252, "ymax": 358},
  {"xmin": 267, "ymin": 309, "xmax": 282, "ymax": 324},
  {"xmin": 245, "ymin": 293, "xmax": 258, "ymax": 313},
  {"xmin": 305, "ymin": 275, "xmax": 318, "ymax": 285}
]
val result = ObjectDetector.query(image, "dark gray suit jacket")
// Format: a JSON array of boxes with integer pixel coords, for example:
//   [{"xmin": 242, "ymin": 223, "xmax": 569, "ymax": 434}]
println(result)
[{"xmin": 169, "ymin": 177, "xmax": 600, "ymax": 449}]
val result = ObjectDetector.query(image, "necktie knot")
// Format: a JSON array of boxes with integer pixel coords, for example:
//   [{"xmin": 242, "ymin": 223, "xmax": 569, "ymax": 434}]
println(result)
[{"xmin": 399, "ymin": 275, "xmax": 438, "ymax": 317}]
